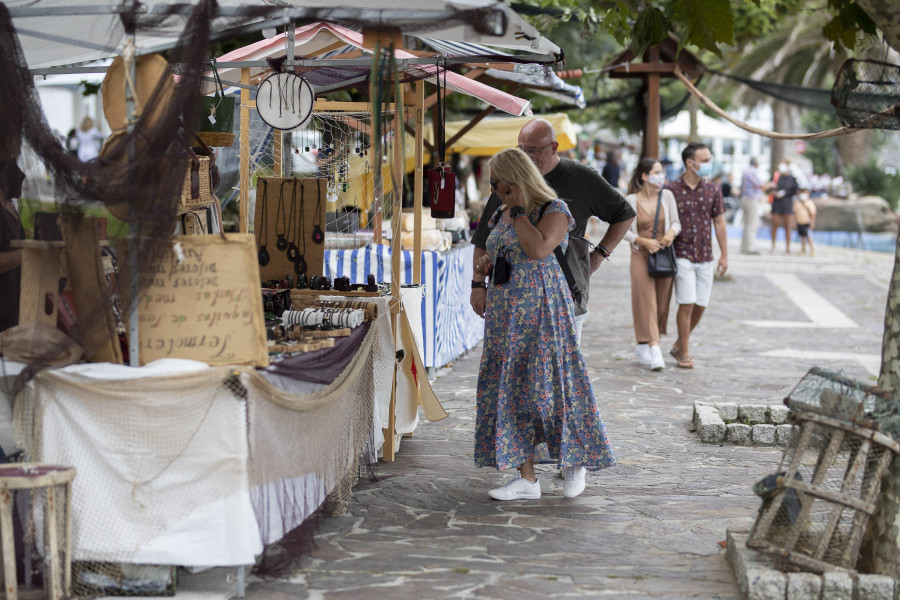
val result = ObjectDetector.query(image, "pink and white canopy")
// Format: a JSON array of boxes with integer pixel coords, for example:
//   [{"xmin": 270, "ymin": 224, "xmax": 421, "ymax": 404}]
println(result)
[{"xmin": 214, "ymin": 22, "xmax": 532, "ymax": 117}]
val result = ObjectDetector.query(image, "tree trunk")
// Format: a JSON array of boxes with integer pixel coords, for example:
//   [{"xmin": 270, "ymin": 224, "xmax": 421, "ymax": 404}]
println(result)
[
  {"xmin": 860, "ymin": 232, "xmax": 900, "ymax": 576},
  {"xmin": 770, "ymin": 102, "xmax": 787, "ymax": 175},
  {"xmin": 688, "ymin": 95, "xmax": 699, "ymax": 142}
]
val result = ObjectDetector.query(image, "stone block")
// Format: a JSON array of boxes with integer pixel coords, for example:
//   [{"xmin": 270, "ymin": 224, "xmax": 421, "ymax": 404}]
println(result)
[
  {"xmin": 697, "ymin": 409, "xmax": 726, "ymax": 443},
  {"xmin": 726, "ymin": 423, "xmax": 752, "ymax": 445},
  {"xmin": 786, "ymin": 572, "xmax": 821, "ymax": 600},
  {"xmin": 693, "ymin": 401, "xmax": 717, "ymax": 427},
  {"xmin": 856, "ymin": 574, "xmax": 894, "ymax": 600},
  {"xmin": 739, "ymin": 404, "xmax": 769, "ymax": 425},
  {"xmin": 746, "ymin": 568, "xmax": 786, "ymax": 600},
  {"xmin": 768, "ymin": 405, "xmax": 790, "ymax": 425},
  {"xmin": 775, "ymin": 424, "xmax": 795, "ymax": 446},
  {"xmin": 752, "ymin": 424, "xmax": 777, "ymax": 446},
  {"xmin": 821, "ymin": 571, "xmax": 853, "ymax": 600},
  {"xmin": 716, "ymin": 402, "xmax": 739, "ymax": 422}
]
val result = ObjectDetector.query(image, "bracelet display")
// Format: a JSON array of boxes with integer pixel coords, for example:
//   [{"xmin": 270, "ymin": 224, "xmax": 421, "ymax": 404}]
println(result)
[{"xmin": 471, "ymin": 281, "xmax": 487, "ymax": 289}]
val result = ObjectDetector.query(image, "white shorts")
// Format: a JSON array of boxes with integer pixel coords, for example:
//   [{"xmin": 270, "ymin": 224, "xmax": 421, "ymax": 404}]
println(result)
[{"xmin": 674, "ymin": 258, "xmax": 715, "ymax": 307}]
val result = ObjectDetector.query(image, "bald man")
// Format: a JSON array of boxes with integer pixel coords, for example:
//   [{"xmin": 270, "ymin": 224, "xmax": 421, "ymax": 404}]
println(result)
[{"xmin": 470, "ymin": 119, "xmax": 635, "ymax": 341}]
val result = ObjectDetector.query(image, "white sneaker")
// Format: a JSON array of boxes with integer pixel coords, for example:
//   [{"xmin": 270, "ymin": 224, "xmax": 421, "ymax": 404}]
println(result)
[
  {"xmin": 488, "ymin": 472, "xmax": 541, "ymax": 501},
  {"xmin": 562, "ymin": 466, "xmax": 587, "ymax": 498},
  {"xmin": 649, "ymin": 345, "xmax": 665, "ymax": 371},
  {"xmin": 634, "ymin": 344, "xmax": 651, "ymax": 365}
]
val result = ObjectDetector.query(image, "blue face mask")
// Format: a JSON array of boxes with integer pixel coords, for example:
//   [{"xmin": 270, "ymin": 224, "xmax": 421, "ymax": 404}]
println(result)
[{"xmin": 693, "ymin": 162, "xmax": 713, "ymax": 178}]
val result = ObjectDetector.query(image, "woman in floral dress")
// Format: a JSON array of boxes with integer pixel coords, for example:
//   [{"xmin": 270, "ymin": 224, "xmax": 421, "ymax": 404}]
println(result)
[{"xmin": 472, "ymin": 148, "xmax": 615, "ymax": 501}]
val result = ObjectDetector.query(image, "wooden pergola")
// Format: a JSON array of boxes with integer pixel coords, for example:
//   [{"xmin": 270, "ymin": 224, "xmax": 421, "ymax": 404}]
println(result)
[{"xmin": 605, "ymin": 37, "xmax": 706, "ymax": 159}]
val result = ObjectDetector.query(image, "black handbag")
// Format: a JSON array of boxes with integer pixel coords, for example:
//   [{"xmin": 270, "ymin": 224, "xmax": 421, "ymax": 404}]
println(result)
[{"xmin": 647, "ymin": 190, "xmax": 678, "ymax": 278}]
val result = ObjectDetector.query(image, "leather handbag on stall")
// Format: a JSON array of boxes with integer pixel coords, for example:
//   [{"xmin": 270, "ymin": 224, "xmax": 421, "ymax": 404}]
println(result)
[
  {"xmin": 194, "ymin": 61, "xmax": 235, "ymax": 147},
  {"xmin": 647, "ymin": 190, "xmax": 677, "ymax": 278},
  {"xmin": 429, "ymin": 65, "xmax": 456, "ymax": 219}
]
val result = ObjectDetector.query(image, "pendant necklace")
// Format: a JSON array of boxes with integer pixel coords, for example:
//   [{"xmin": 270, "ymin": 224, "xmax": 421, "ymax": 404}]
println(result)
[
  {"xmin": 286, "ymin": 178, "xmax": 300, "ymax": 262},
  {"xmin": 275, "ymin": 178, "xmax": 289, "ymax": 251},
  {"xmin": 257, "ymin": 179, "xmax": 270, "ymax": 266},
  {"xmin": 294, "ymin": 180, "xmax": 307, "ymax": 274},
  {"xmin": 312, "ymin": 178, "xmax": 324, "ymax": 244}
]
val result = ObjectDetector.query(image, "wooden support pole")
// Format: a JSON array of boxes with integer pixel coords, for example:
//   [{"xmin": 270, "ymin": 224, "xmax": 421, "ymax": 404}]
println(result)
[
  {"xmin": 644, "ymin": 47, "xmax": 660, "ymax": 159},
  {"xmin": 445, "ymin": 105, "xmax": 496, "ymax": 149},
  {"xmin": 239, "ymin": 67, "xmax": 250, "ymax": 233},
  {"xmin": 273, "ymin": 131, "xmax": 283, "ymax": 178},
  {"xmin": 413, "ymin": 79, "xmax": 424, "ymax": 284}
]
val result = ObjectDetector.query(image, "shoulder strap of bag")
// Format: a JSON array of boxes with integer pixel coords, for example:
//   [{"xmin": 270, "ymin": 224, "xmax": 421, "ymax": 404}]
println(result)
[
  {"xmin": 538, "ymin": 201, "xmax": 582, "ymax": 305},
  {"xmin": 652, "ymin": 189, "xmax": 663, "ymax": 238}
]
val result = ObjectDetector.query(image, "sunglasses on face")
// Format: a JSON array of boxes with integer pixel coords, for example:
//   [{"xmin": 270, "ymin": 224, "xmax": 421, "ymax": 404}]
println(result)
[{"xmin": 517, "ymin": 143, "xmax": 552, "ymax": 156}]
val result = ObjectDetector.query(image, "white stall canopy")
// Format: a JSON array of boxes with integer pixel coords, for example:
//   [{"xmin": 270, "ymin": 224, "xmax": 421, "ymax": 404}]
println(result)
[{"xmin": 8, "ymin": 0, "xmax": 561, "ymax": 71}]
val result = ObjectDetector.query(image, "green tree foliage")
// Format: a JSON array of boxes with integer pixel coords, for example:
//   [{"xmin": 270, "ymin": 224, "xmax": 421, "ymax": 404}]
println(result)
[
  {"xmin": 845, "ymin": 160, "xmax": 900, "ymax": 210},
  {"xmin": 515, "ymin": 0, "xmax": 884, "ymax": 58}
]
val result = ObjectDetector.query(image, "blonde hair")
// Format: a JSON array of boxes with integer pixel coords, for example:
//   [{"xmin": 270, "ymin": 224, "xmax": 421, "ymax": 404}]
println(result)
[{"xmin": 489, "ymin": 148, "xmax": 557, "ymax": 214}]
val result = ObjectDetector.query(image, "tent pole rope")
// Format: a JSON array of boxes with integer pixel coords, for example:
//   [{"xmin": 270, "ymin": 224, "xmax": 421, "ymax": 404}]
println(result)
[{"xmin": 673, "ymin": 67, "xmax": 874, "ymax": 140}]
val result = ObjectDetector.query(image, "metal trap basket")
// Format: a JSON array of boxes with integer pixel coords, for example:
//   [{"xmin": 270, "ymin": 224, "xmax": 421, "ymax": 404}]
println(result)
[{"xmin": 747, "ymin": 369, "xmax": 899, "ymax": 573}]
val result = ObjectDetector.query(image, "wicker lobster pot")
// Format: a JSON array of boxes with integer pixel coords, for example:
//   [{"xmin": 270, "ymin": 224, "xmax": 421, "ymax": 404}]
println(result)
[
  {"xmin": 180, "ymin": 155, "xmax": 214, "ymax": 210},
  {"xmin": 747, "ymin": 368, "xmax": 899, "ymax": 573}
]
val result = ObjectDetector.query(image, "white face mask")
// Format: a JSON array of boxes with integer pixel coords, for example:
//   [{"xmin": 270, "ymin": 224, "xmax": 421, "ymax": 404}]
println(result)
[{"xmin": 647, "ymin": 173, "xmax": 666, "ymax": 187}]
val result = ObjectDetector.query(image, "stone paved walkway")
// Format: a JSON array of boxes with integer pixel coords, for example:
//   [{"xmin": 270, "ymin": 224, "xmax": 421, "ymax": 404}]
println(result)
[{"xmin": 243, "ymin": 237, "xmax": 895, "ymax": 599}]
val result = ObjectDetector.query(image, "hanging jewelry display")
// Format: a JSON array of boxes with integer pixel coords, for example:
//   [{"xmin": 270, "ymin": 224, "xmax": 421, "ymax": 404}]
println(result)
[
  {"xmin": 275, "ymin": 178, "xmax": 289, "ymax": 251},
  {"xmin": 286, "ymin": 178, "xmax": 300, "ymax": 262},
  {"xmin": 256, "ymin": 72, "xmax": 315, "ymax": 131},
  {"xmin": 312, "ymin": 179, "xmax": 324, "ymax": 244},
  {"xmin": 257, "ymin": 179, "xmax": 270, "ymax": 266}
]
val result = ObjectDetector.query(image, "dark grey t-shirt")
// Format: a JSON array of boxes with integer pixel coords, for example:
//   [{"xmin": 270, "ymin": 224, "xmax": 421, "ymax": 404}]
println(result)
[{"xmin": 470, "ymin": 157, "xmax": 634, "ymax": 249}]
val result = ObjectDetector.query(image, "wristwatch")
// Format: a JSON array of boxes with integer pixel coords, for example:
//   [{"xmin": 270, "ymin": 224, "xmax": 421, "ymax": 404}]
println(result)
[
  {"xmin": 509, "ymin": 206, "xmax": 525, "ymax": 220},
  {"xmin": 471, "ymin": 281, "xmax": 487, "ymax": 289}
]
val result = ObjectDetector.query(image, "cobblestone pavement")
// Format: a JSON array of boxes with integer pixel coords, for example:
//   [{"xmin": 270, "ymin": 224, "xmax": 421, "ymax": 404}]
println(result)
[{"xmin": 243, "ymin": 238, "xmax": 895, "ymax": 599}]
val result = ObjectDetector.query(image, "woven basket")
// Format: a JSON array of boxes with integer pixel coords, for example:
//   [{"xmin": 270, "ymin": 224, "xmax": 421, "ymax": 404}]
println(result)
[
  {"xmin": 180, "ymin": 155, "xmax": 214, "ymax": 209},
  {"xmin": 196, "ymin": 131, "xmax": 235, "ymax": 148}
]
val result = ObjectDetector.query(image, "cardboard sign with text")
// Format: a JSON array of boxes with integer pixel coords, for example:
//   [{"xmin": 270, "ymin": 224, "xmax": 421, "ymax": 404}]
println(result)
[{"xmin": 123, "ymin": 234, "xmax": 268, "ymax": 367}]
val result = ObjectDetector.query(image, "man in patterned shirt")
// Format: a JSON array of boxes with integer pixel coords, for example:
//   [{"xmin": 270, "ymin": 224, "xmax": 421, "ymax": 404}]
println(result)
[{"xmin": 664, "ymin": 142, "xmax": 728, "ymax": 369}]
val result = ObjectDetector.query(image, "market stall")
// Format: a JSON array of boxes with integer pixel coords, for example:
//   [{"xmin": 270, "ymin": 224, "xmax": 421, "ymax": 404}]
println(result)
[{"xmin": 2, "ymin": 2, "xmax": 565, "ymax": 593}]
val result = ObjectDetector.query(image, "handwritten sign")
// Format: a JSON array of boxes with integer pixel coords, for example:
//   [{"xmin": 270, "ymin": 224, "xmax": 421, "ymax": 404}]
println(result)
[{"xmin": 128, "ymin": 234, "xmax": 268, "ymax": 367}]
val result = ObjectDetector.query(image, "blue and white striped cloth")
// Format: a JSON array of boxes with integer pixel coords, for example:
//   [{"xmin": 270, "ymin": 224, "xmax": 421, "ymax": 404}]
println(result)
[{"xmin": 324, "ymin": 244, "xmax": 484, "ymax": 368}]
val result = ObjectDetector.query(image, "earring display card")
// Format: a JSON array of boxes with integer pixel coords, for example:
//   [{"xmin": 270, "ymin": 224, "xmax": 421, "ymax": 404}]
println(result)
[{"xmin": 254, "ymin": 177, "xmax": 326, "ymax": 282}]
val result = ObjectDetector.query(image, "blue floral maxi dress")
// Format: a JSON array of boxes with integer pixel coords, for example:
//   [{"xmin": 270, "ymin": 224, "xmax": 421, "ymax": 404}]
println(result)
[{"xmin": 474, "ymin": 199, "xmax": 616, "ymax": 471}]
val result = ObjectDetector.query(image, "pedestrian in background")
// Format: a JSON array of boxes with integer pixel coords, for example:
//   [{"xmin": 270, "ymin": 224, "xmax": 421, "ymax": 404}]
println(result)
[
  {"xmin": 740, "ymin": 158, "xmax": 767, "ymax": 254},
  {"xmin": 472, "ymin": 148, "xmax": 616, "ymax": 501},
  {"xmin": 771, "ymin": 159, "xmax": 798, "ymax": 254},
  {"xmin": 665, "ymin": 142, "xmax": 728, "ymax": 369},
  {"xmin": 601, "ymin": 149, "xmax": 621, "ymax": 189},
  {"xmin": 793, "ymin": 188, "xmax": 817, "ymax": 256},
  {"xmin": 75, "ymin": 116, "xmax": 103, "ymax": 162},
  {"xmin": 623, "ymin": 158, "xmax": 681, "ymax": 371}
]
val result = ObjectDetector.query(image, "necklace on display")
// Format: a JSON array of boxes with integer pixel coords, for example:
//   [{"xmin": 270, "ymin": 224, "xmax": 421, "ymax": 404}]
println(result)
[
  {"xmin": 257, "ymin": 179, "xmax": 270, "ymax": 266},
  {"xmin": 286, "ymin": 178, "xmax": 299, "ymax": 262},
  {"xmin": 312, "ymin": 178, "xmax": 324, "ymax": 244},
  {"xmin": 293, "ymin": 179, "xmax": 307, "ymax": 275},
  {"xmin": 276, "ymin": 179, "xmax": 289, "ymax": 251}
]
